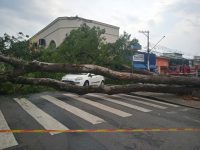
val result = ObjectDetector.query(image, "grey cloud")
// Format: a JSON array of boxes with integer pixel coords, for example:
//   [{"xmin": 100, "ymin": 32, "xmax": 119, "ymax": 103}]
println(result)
[
  {"xmin": 126, "ymin": 15, "xmax": 141, "ymax": 23},
  {"xmin": 0, "ymin": 0, "xmax": 51, "ymax": 23},
  {"xmin": 0, "ymin": 0, "xmax": 55, "ymax": 36},
  {"xmin": 186, "ymin": 17, "xmax": 200, "ymax": 27},
  {"xmin": 168, "ymin": 0, "xmax": 200, "ymax": 15},
  {"xmin": 0, "ymin": 0, "xmax": 199, "ymax": 56},
  {"xmin": 148, "ymin": 19, "xmax": 156, "ymax": 27},
  {"xmin": 0, "ymin": 9, "xmax": 43, "ymax": 36}
]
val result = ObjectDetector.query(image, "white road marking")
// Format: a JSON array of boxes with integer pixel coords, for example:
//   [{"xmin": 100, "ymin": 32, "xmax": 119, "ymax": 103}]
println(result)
[
  {"xmin": 120, "ymin": 94, "xmax": 179, "ymax": 107},
  {"xmin": 0, "ymin": 110, "xmax": 18, "ymax": 150},
  {"xmin": 41, "ymin": 95, "xmax": 105, "ymax": 125},
  {"xmin": 87, "ymin": 94, "xmax": 152, "ymax": 112},
  {"xmin": 63, "ymin": 93, "xmax": 132, "ymax": 117},
  {"xmin": 14, "ymin": 98, "xmax": 69, "ymax": 135},
  {"xmin": 112, "ymin": 94, "xmax": 167, "ymax": 109}
]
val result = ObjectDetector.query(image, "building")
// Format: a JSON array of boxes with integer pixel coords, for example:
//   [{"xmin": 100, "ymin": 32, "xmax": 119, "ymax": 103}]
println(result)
[
  {"xmin": 156, "ymin": 56, "xmax": 169, "ymax": 74},
  {"xmin": 160, "ymin": 52, "xmax": 197, "ymax": 76},
  {"xmin": 133, "ymin": 52, "xmax": 156, "ymax": 72},
  {"xmin": 193, "ymin": 56, "xmax": 200, "ymax": 66},
  {"xmin": 162, "ymin": 52, "xmax": 183, "ymax": 59},
  {"xmin": 193, "ymin": 56, "xmax": 200, "ymax": 77},
  {"xmin": 161, "ymin": 52, "xmax": 189, "ymax": 69},
  {"xmin": 30, "ymin": 16, "xmax": 120, "ymax": 48}
]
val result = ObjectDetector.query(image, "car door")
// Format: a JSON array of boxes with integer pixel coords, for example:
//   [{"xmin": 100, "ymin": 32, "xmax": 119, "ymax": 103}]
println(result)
[
  {"xmin": 87, "ymin": 74, "xmax": 94, "ymax": 86},
  {"xmin": 89, "ymin": 74, "xmax": 98, "ymax": 86},
  {"xmin": 92, "ymin": 74, "xmax": 101, "ymax": 86}
]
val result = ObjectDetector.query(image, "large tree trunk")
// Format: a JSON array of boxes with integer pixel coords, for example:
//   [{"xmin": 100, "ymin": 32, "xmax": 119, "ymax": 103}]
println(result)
[
  {"xmin": 0, "ymin": 53, "xmax": 200, "ymax": 97},
  {"xmin": 7, "ymin": 76, "xmax": 197, "ymax": 95},
  {"xmin": 0, "ymin": 54, "xmax": 200, "ymax": 86}
]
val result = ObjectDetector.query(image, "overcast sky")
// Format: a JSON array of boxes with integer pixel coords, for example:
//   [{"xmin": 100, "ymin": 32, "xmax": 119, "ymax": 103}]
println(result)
[{"xmin": 0, "ymin": 0, "xmax": 199, "ymax": 58}]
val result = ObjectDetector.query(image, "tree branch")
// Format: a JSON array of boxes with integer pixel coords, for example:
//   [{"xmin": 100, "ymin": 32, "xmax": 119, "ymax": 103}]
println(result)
[
  {"xmin": 8, "ymin": 76, "xmax": 196, "ymax": 95},
  {"xmin": 0, "ymin": 54, "xmax": 200, "ymax": 86},
  {"xmin": 0, "ymin": 54, "xmax": 27, "ymax": 67}
]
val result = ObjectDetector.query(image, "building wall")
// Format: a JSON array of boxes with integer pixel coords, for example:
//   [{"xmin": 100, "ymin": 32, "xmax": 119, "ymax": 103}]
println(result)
[
  {"xmin": 156, "ymin": 57, "xmax": 169, "ymax": 67},
  {"xmin": 30, "ymin": 17, "xmax": 119, "ymax": 48},
  {"xmin": 133, "ymin": 52, "xmax": 156, "ymax": 72},
  {"xmin": 162, "ymin": 53, "xmax": 183, "ymax": 59},
  {"xmin": 156, "ymin": 57, "xmax": 169, "ymax": 74}
]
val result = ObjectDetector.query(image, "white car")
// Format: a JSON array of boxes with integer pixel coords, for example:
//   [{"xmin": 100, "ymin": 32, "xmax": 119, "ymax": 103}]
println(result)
[{"xmin": 61, "ymin": 73, "xmax": 105, "ymax": 87}]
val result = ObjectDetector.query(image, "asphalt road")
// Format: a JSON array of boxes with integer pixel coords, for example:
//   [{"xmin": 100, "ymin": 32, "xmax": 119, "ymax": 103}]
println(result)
[{"xmin": 0, "ymin": 92, "xmax": 200, "ymax": 150}]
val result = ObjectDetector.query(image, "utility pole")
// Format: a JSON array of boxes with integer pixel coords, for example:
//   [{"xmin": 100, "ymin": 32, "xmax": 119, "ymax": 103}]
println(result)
[{"xmin": 139, "ymin": 30, "xmax": 150, "ymax": 71}]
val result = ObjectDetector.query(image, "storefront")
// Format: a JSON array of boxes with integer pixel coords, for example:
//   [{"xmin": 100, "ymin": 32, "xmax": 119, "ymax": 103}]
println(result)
[
  {"xmin": 156, "ymin": 56, "xmax": 169, "ymax": 74},
  {"xmin": 133, "ymin": 52, "xmax": 156, "ymax": 72}
]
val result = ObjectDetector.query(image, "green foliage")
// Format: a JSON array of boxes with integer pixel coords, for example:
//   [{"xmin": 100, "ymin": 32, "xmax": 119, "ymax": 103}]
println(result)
[
  {"xmin": 0, "ymin": 25, "xmax": 140, "ymax": 94},
  {"xmin": 0, "ymin": 82, "xmax": 15, "ymax": 94},
  {"xmin": 57, "ymin": 28, "xmax": 136, "ymax": 70},
  {"xmin": 58, "ymin": 23, "xmax": 105, "ymax": 64},
  {"xmin": 0, "ymin": 32, "xmax": 40, "ymax": 60},
  {"xmin": 129, "ymin": 38, "xmax": 139, "ymax": 46},
  {"xmin": 0, "ymin": 83, "xmax": 55, "ymax": 95},
  {"xmin": 37, "ymin": 47, "xmax": 58, "ymax": 62},
  {"xmin": 0, "ymin": 33, "xmax": 39, "ymax": 77},
  {"xmin": 101, "ymin": 32, "xmax": 133, "ymax": 69}
]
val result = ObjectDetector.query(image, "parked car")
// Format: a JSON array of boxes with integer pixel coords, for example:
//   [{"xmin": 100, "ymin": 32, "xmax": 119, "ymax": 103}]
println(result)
[{"xmin": 61, "ymin": 73, "xmax": 105, "ymax": 87}]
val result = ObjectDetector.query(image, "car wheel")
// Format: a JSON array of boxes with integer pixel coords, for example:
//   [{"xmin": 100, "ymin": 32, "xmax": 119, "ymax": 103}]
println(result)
[
  {"xmin": 83, "ymin": 81, "xmax": 89, "ymax": 86},
  {"xmin": 100, "ymin": 80, "xmax": 104, "ymax": 87}
]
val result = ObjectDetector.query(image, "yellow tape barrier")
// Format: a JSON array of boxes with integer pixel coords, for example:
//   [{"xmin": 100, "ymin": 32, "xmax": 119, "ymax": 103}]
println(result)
[{"xmin": 0, "ymin": 128, "xmax": 200, "ymax": 133}]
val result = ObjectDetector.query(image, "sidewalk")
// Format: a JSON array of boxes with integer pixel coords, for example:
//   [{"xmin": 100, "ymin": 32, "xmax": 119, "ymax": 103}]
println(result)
[{"xmin": 133, "ymin": 92, "xmax": 200, "ymax": 109}]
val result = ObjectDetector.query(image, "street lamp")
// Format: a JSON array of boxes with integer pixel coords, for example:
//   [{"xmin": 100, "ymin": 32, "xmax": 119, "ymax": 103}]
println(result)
[{"xmin": 139, "ymin": 30, "xmax": 150, "ymax": 71}]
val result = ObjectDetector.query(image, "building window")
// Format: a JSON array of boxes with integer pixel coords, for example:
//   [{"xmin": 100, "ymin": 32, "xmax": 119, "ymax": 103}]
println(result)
[
  {"xmin": 39, "ymin": 39, "xmax": 46, "ymax": 47},
  {"xmin": 49, "ymin": 40, "xmax": 56, "ymax": 49}
]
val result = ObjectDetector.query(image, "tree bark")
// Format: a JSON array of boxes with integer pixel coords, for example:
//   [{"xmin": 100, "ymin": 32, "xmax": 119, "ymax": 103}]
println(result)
[
  {"xmin": 3, "ymin": 76, "xmax": 195, "ymax": 95},
  {"xmin": 0, "ymin": 54, "xmax": 199, "ymax": 86},
  {"xmin": 0, "ymin": 53, "xmax": 200, "ymax": 97}
]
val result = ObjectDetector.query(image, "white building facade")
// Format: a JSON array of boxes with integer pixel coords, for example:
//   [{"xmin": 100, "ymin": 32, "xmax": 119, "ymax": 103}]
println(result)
[{"xmin": 30, "ymin": 17, "xmax": 119, "ymax": 48}]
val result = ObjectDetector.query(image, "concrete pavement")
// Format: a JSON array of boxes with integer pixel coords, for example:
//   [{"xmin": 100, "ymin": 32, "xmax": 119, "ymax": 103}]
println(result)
[
  {"xmin": 0, "ymin": 92, "xmax": 199, "ymax": 150},
  {"xmin": 133, "ymin": 92, "xmax": 200, "ymax": 109}
]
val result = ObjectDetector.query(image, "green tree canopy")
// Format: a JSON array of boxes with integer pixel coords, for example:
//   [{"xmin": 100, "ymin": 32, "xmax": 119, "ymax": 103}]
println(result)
[
  {"xmin": 0, "ymin": 25, "xmax": 140, "ymax": 71},
  {"xmin": 0, "ymin": 32, "xmax": 40, "ymax": 60},
  {"xmin": 58, "ymin": 23, "xmax": 105, "ymax": 64}
]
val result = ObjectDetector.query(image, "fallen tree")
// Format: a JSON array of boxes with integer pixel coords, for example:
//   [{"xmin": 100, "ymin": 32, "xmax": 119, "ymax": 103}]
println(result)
[
  {"xmin": 0, "ymin": 54, "xmax": 200, "ymax": 96},
  {"xmin": 0, "ymin": 54, "xmax": 200, "ymax": 86},
  {"xmin": 9, "ymin": 77, "xmax": 197, "ymax": 95}
]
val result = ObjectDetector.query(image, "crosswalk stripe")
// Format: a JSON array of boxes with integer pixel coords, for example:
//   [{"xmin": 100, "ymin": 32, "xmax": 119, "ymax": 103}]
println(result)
[
  {"xmin": 41, "ymin": 95, "xmax": 105, "ymax": 125},
  {"xmin": 63, "ymin": 93, "xmax": 132, "ymax": 117},
  {"xmin": 0, "ymin": 110, "xmax": 18, "ymax": 150},
  {"xmin": 87, "ymin": 94, "xmax": 152, "ymax": 112},
  {"xmin": 120, "ymin": 94, "xmax": 179, "ymax": 107},
  {"xmin": 112, "ymin": 94, "xmax": 167, "ymax": 109},
  {"xmin": 14, "ymin": 98, "xmax": 69, "ymax": 135}
]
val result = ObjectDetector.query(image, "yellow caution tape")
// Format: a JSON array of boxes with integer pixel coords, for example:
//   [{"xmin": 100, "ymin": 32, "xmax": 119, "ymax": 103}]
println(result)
[{"xmin": 0, "ymin": 128, "xmax": 200, "ymax": 133}]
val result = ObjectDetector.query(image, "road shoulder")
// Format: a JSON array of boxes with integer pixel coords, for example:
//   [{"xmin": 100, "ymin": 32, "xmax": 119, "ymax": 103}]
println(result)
[{"xmin": 133, "ymin": 92, "xmax": 200, "ymax": 109}]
